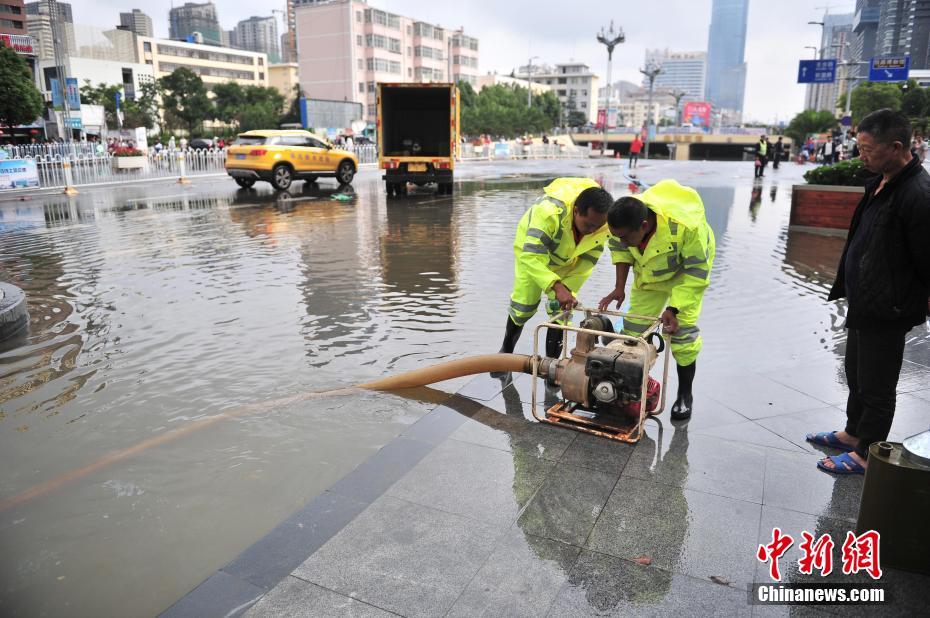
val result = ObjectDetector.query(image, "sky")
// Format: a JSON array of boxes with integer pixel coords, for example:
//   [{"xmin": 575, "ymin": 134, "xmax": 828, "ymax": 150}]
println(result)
[{"xmin": 69, "ymin": 0, "xmax": 856, "ymax": 123}]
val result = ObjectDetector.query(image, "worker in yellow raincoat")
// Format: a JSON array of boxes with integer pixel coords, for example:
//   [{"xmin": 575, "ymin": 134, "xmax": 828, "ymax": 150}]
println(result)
[
  {"xmin": 494, "ymin": 178, "xmax": 614, "ymax": 366},
  {"xmin": 599, "ymin": 179, "xmax": 715, "ymax": 420}
]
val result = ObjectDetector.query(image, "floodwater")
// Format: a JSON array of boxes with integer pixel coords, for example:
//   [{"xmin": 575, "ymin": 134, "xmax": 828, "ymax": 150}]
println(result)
[{"xmin": 0, "ymin": 160, "xmax": 904, "ymax": 616}]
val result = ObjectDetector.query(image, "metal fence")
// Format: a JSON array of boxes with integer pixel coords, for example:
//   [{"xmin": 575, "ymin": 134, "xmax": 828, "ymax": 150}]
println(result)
[{"xmin": 460, "ymin": 142, "xmax": 591, "ymax": 160}]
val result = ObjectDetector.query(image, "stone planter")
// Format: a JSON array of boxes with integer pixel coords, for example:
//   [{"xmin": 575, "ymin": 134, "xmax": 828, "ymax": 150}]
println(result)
[
  {"xmin": 113, "ymin": 156, "xmax": 146, "ymax": 170},
  {"xmin": 789, "ymin": 184, "xmax": 864, "ymax": 236}
]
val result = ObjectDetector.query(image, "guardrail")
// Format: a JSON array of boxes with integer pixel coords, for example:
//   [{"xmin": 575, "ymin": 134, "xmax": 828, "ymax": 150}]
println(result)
[{"xmin": 460, "ymin": 142, "xmax": 592, "ymax": 160}]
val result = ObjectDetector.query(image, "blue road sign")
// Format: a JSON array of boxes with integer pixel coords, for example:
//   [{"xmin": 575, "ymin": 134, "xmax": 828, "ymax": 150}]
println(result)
[
  {"xmin": 869, "ymin": 56, "xmax": 909, "ymax": 82},
  {"xmin": 798, "ymin": 59, "xmax": 836, "ymax": 84}
]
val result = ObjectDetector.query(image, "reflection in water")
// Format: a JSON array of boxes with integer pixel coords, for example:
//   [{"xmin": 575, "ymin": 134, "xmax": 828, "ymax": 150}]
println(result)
[{"xmin": 749, "ymin": 183, "xmax": 763, "ymax": 222}]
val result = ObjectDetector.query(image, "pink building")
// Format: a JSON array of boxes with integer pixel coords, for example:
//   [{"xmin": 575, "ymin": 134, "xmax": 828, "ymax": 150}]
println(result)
[{"xmin": 294, "ymin": 0, "xmax": 479, "ymax": 122}]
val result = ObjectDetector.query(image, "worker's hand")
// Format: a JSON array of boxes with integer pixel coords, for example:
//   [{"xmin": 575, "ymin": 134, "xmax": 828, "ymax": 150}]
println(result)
[
  {"xmin": 661, "ymin": 309, "xmax": 680, "ymax": 334},
  {"xmin": 552, "ymin": 282, "xmax": 578, "ymax": 310},
  {"xmin": 598, "ymin": 288, "xmax": 626, "ymax": 312}
]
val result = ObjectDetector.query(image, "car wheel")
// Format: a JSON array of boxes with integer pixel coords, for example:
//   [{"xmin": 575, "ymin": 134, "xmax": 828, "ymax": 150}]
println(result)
[
  {"xmin": 272, "ymin": 164, "xmax": 293, "ymax": 191},
  {"xmin": 337, "ymin": 160, "xmax": 355, "ymax": 185},
  {"xmin": 235, "ymin": 177, "xmax": 255, "ymax": 188}
]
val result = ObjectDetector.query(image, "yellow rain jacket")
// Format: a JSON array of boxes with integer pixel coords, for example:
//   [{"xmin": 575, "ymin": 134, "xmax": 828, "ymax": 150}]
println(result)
[
  {"xmin": 609, "ymin": 179, "xmax": 714, "ymax": 366},
  {"xmin": 508, "ymin": 177, "xmax": 609, "ymax": 326}
]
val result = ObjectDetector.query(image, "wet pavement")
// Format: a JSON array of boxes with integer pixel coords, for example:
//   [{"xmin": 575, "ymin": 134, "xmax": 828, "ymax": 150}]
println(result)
[{"xmin": 0, "ymin": 159, "xmax": 928, "ymax": 616}]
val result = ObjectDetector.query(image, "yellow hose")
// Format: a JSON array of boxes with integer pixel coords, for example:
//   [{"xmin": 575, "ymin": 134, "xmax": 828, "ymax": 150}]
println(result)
[
  {"xmin": 0, "ymin": 353, "xmax": 537, "ymax": 512},
  {"xmin": 357, "ymin": 354, "xmax": 532, "ymax": 390}
]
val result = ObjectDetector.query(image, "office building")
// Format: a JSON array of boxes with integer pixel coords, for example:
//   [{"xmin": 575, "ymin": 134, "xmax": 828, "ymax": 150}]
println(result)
[
  {"xmin": 643, "ymin": 49, "xmax": 707, "ymax": 102},
  {"xmin": 169, "ymin": 1, "xmax": 221, "ymax": 46},
  {"xmin": 25, "ymin": 0, "xmax": 73, "ymax": 61},
  {"xmin": 118, "ymin": 9, "xmax": 152, "ymax": 37},
  {"xmin": 234, "ymin": 15, "xmax": 279, "ymax": 63},
  {"xmin": 805, "ymin": 12, "xmax": 854, "ymax": 112},
  {"xmin": 705, "ymin": 0, "xmax": 748, "ymax": 115},
  {"xmin": 136, "ymin": 35, "xmax": 268, "ymax": 89},
  {"xmin": 520, "ymin": 62, "xmax": 599, "ymax": 124}
]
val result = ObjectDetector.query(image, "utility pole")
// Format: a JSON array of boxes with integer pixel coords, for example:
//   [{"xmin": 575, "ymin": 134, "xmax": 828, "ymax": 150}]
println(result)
[
  {"xmin": 640, "ymin": 63, "xmax": 662, "ymax": 159},
  {"xmin": 596, "ymin": 20, "xmax": 624, "ymax": 156},
  {"xmin": 526, "ymin": 56, "xmax": 539, "ymax": 108}
]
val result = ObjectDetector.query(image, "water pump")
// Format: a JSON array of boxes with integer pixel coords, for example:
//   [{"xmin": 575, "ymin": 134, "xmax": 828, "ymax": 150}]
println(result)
[{"xmin": 531, "ymin": 308, "xmax": 670, "ymax": 443}]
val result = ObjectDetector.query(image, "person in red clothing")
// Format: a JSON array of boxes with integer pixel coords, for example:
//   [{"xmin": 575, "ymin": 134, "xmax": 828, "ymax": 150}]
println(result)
[{"xmin": 629, "ymin": 136, "xmax": 643, "ymax": 169}]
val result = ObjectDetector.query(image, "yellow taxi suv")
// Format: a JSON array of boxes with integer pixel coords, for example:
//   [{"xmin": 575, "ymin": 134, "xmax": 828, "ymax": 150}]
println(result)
[{"xmin": 225, "ymin": 130, "xmax": 358, "ymax": 191}]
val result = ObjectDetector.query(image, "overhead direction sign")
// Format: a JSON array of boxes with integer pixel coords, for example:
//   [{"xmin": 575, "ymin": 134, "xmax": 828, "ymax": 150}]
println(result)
[
  {"xmin": 869, "ymin": 56, "xmax": 909, "ymax": 82},
  {"xmin": 798, "ymin": 59, "xmax": 836, "ymax": 84}
]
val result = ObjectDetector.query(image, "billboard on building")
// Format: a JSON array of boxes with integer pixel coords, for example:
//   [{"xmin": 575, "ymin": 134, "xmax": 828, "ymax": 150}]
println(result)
[
  {"xmin": 683, "ymin": 101, "xmax": 712, "ymax": 126},
  {"xmin": 299, "ymin": 98, "xmax": 363, "ymax": 131}
]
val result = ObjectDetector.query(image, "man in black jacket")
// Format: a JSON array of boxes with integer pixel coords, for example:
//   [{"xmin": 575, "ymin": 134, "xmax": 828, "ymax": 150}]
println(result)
[{"xmin": 807, "ymin": 109, "xmax": 930, "ymax": 475}]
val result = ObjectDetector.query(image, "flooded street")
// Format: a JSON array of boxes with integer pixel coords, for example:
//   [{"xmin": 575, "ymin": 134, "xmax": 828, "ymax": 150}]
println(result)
[{"xmin": 0, "ymin": 160, "xmax": 925, "ymax": 616}]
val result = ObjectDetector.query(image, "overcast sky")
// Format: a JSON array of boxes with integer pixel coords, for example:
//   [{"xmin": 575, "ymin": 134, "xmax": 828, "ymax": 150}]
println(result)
[{"xmin": 69, "ymin": 0, "xmax": 855, "ymax": 123}]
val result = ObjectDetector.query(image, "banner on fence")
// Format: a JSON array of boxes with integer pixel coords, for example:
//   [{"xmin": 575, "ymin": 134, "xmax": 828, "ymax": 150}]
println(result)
[{"xmin": 0, "ymin": 159, "xmax": 40, "ymax": 190}]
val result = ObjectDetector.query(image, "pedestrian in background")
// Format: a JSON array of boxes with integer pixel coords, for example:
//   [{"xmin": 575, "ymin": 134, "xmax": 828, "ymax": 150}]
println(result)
[
  {"xmin": 772, "ymin": 136, "xmax": 784, "ymax": 170},
  {"xmin": 755, "ymin": 135, "xmax": 768, "ymax": 177},
  {"xmin": 809, "ymin": 108, "xmax": 930, "ymax": 475},
  {"xmin": 629, "ymin": 135, "xmax": 643, "ymax": 169}
]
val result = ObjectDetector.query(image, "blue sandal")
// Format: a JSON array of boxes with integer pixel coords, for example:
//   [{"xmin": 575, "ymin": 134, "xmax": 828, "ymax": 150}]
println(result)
[
  {"xmin": 817, "ymin": 452, "xmax": 865, "ymax": 475},
  {"xmin": 805, "ymin": 431, "xmax": 855, "ymax": 452}
]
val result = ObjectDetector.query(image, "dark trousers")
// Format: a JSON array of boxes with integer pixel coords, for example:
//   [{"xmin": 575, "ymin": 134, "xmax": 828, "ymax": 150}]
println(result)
[
  {"xmin": 629, "ymin": 153, "xmax": 639, "ymax": 167},
  {"xmin": 843, "ymin": 327, "xmax": 908, "ymax": 458},
  {"xmin": 773, "ymin": 153, "xmax": 780, "ymax": 169}
]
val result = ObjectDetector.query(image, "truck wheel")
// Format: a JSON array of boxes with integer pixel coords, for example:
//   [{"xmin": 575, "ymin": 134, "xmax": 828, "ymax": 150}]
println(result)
[
  {"xmin": 235, "ymin": 177, "xmax": 255, "ymax": 188},
  {"xmin": 272, "ymin": 164, "xmax": 293, "ymax": 191},
  {"xmin": 337, "ymin": 160, "xmax": 355, "ymax": 185}
]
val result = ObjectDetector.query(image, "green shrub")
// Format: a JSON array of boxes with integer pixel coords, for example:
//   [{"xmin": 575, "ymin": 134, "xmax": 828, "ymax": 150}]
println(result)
[{"xmin": 803, "ymin": 158, "xmax": 876, "ymax": 186}]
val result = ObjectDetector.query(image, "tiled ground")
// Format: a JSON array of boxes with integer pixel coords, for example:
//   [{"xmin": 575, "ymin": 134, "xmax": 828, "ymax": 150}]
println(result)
[{"xmin": 165, "ymin": 350, "xmax": 930, "ymax": 617}]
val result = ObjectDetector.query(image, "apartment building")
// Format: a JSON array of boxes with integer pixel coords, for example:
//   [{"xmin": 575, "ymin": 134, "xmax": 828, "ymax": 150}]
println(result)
[
  {"xmin": 294, "ymin": 0, "xmax": 479, "ymax": 121},
  {"xmin": 520, "ymin": 62, "xmax": 599, "ymax": 124}
]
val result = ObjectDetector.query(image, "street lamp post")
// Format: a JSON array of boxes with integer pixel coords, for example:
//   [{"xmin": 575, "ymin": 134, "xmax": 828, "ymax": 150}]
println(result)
[
  {"xmin": 807, "ymin": 20, "xmax": 826, "ymax": 110},
  {"xmin": 640, "ymin": 63, "xmax": 662, "ymax": 159},
  {"xmin": 596, "ymin": 21, "xmax": 625, "ymax": 156},
  {"xmin": 526, "ymin": 56, "xmax": 539, "ymax": 108},
  {"xmin": 804, "ymin": 45, "xmax": 818, "ymax": 59}
]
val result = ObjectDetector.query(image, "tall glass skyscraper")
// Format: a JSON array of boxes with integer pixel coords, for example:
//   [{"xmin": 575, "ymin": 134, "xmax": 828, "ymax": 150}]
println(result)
[{"xmin": 705, "ymin": 0, "xmax": 749, "ymax": 115}]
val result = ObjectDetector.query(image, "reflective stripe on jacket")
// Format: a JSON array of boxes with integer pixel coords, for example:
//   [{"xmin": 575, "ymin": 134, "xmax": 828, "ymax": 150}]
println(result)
[
  {"xmin": 609, "ymin": 179, "xmax": 715, "ymax": 315},
  {"xmin": 514, "ymin": 177, "xmax": 610, "ymax": 292}
]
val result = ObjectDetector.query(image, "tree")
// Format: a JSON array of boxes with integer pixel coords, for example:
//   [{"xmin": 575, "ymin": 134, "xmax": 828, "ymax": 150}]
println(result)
[
  {"xmin": 900, "ymin": 79, "xmax": 928, "ymax": 118},
  {"xmin": 850, "ymin": 81, "xmax": 901, "ymax": 124},
  {"xmin": 80, "ymin": 80, "xmax": 122, "ymax": 126},
  {"xmin": 211, "ymin": 81, "xmax": 246, "ymax": 126},
  {"xmin": 0, "ymin": 44, "xmax": 44, "ymax": 129},
  {"xmin": 785, "ymin": 109, "xmax": 837, "ymax": 147},
  {"xmin": 532, "ymin": 90, "xmax": 561, "ymax": 128},
  {"xmin": 122, "ymin": 80, "xmax": 159, "ymax": 129},
  {"xmin": 159, "ymin": 68, "xmax": 212, "ymax": 135},
  {"xmin": 460, "ymin": 83, "xmax": 556, "ymax": 138},
  {"xmin": 279, "ymin": 84, "xmax": 304, "ymax": 125}
]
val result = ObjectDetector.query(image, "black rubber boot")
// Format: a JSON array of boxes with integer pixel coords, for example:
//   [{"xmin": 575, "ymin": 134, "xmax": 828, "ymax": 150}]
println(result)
[
  {"xmin": 545, "ymin": 327, "xmax": 563, "ymax": 358},
  {"xmin": 491, "ymin": 317, "xmax": 524, "ymax": 377},
  {"xmin": 671, "ymin": 361, "xmax": 696, "ymax": 421}
]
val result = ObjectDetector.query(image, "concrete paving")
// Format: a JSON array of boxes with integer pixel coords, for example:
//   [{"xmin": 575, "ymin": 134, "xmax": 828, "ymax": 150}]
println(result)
[{"xmin": 162, "ymin": 356, "xmax": 930, "ymax": 617}]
